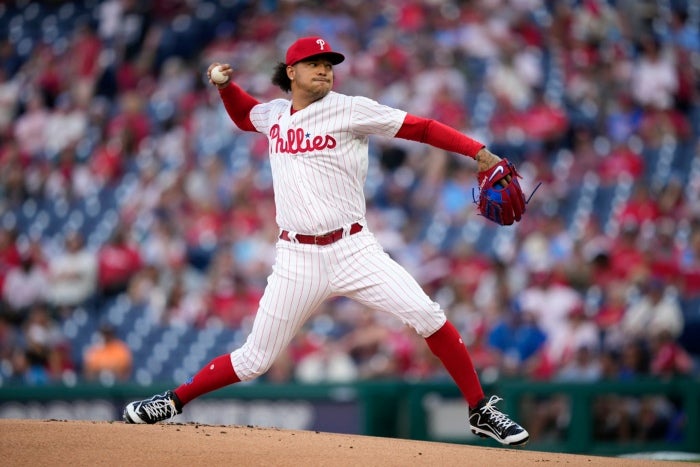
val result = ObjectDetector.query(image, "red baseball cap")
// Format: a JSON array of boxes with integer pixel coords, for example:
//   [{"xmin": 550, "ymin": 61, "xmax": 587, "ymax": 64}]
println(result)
[{"xmin": 285, "ymin": 36, "xmax": 345, "ymax": 66}]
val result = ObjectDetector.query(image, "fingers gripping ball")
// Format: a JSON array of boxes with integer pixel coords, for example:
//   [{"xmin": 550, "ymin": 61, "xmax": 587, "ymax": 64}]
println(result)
[
  {"xmin": 210, "ymin": 65, "xmax": 228, "ymax": 85},
  {"xmin": 475, "ymin": 159, "xmax": 526, "ymax": 226}
]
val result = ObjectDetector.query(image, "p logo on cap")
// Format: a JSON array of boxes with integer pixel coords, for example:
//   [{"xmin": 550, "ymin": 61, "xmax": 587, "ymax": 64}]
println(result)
[{"xmin": 285, "ymin": 36, "xmax": 345, "ymax": 66}]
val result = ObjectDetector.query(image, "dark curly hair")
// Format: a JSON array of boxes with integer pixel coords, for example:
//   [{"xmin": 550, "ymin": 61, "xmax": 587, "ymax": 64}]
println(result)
[{"xmin": 271, "ymin": 62, "xmax": 291, "ymax": 93}]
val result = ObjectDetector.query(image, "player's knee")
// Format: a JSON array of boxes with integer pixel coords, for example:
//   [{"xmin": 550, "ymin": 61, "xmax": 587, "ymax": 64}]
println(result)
[
  {"xmin": 246, "ymin": 362, "xmax": 272, "ymax": 379},
  {"xmin": 232, "ymin": 349, "xmax": 274, "ymax": 381},
  {"xmin": 415, "ymin": 314, "xmax": 447, "ymax": 338}
]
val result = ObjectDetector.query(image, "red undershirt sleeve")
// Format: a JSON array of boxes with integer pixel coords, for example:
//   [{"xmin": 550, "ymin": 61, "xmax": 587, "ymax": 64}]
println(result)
[
  {"xmin": 395, "ymin": 114, "xmax": 484, "ymax": 159},
  {"xmin": 218, "ymin": 83, "xmax": 260, "ymax": 132}
]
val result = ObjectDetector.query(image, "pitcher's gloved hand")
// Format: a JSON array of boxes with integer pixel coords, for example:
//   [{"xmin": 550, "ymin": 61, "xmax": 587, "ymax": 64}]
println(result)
[{"xmin": 475, "ymin": 158, "xmax": 526, "ymax": 226}]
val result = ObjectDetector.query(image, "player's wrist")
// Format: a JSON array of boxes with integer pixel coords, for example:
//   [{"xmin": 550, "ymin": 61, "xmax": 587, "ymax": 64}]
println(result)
[{"xmin": 475, "ymin": 148, "xmax": 501, "ymax": 172}]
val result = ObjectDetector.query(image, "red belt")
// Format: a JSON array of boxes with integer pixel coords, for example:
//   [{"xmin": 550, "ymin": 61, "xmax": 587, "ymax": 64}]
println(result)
[{"xmin": 279, "ymin": 223, "xmax": 363, "ymax": 245}]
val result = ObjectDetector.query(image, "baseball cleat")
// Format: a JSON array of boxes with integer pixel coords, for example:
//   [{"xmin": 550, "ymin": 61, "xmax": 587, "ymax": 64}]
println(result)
[
  {"xmin": 469, "ymin": 395, "xmax": 529, "ymax": 446},
  {"xmin": 123, "ymin": 390, "xmax": 182, "ymax": 424}
]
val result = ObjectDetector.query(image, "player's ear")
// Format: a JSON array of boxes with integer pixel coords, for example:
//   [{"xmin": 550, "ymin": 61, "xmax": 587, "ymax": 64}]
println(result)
[{"xmin": 286, "ymin": 65, "xmax": 295, "ymax": 80}]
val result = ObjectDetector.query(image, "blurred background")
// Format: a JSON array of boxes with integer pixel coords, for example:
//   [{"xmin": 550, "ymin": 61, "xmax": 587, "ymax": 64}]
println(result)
[{"xmin": 0, "ymin": 0, "xmax": 699, "ymax": 458}]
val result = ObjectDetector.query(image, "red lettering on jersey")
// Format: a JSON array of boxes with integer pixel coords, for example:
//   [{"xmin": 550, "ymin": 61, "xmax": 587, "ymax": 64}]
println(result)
[{"xmin": 269, "ymin": 124, "xmax": 336, "ymax": 154}]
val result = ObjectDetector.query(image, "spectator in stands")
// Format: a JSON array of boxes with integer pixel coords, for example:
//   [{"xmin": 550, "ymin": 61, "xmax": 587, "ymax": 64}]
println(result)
[
  {"xmin": 4, "ymin": 303, "xmax": 67, "ymax": 385},
  {"xmin": 592, "ymin": 393, "xmax": 633, "ymax": 441},
  {"xmin": 126, "ymin": 264, "xmax": 167, "ymax": 319},
  {"xmin": 605, "ymin": 93, "xmax": 642, "ymax": 144},
  {"xmin": 161, "ymin": 273, "xmax": 207, "ymax": 327},
  {"xmin": 646, "ymin": 217, "xmax": 682, "ymax": 287},
  {"xmin": 534, "ymin": 215, "xmax": 575, "ymax": 268},
  {"xmin": 633, "ymin": 396, "xmax": 675, "ymax": 442},
  {"xmin": 621, "ymin": 276, "xmax": 684, "ymax": 341},
  {"xmin": 598, "ymin": 140, "xmax": 645, "ymax": 186},
  {"xmin": 118, "ymin": 158, "xmax": 163, "ymax": 224},
  {"xmin": 13, "ymin": 93, "xmax": 49, "ymax": 158},
  {"xmin": 487, "ymin": 307, "xmax": 547, "ymax": 378},
  {"xmin": 139, "ymin": 215, "xmax": 187, "ymax": 272},
  {"xmin": 657, "ymin": 177, "xmax": 689, "ymax": 221},
  {"xmin": 83, "ymin": 324, "xmax": 133, "ymax": 382},
  {"xmin": 44, "ymin": 144, "xmax": 84, "ymax": 200},
  {"xmin": 649, "ymin": 329, "xmax": 694, "ymax": 379},
  {"xmin": 594, "ymin": 280, "xmax": 629, "ymax": 349},
  {"xmin": 565, "ymin": 126, "xmax": 602, "ymax": 184},
  {"xmin": 484, "ymin": 39, "xmax": 540, "ymax": 111},
  {"xmin": 599, "ymin": 348, "xmax": 623, "ymax": 380},
  {"xmin": 43, "ymin": 93, "xmax": 88, "ymax": 159},
  {"xmin": 556, "ymin": 344, "xmax": 602, "ymax": 383},
  {"xmin": 546, "ymin": 304, "xmax": 600, "ymax": 372},
  {"xmin": 618, "ymin": 339, "xmax": 651, "ymax": 379},
  {"xmin": 637, "ymin": 103, "xmax": 694, "ymax": 148},
  {"xmin": 631, "ymin": 34, "xmax": 678, "ymax": 111},
  {"xmin": 295, "ymin": 341, "xmax": 359, "ymax": 384},
  {"xmin": 667, "ymin": 7, "xmax": 700, "ymax": 54},
  {"xmin": 89, "ymin": 135, "xmax": 126, "ymax": 188},
  {"xmin": 96, "ymin": 226, "xmax": 143, "ymax": 300},
  {"xmin": 616, "ymin": 182, "xmax": 661, "ymax": 229},
  {"xmin": 518, "ymin": 264, "xmax": 582, "ymax": 359},
  {"xmin": 0, "ymin": 138, "xmax": 31, "ymax": 206},
  {"xmin": 22, "ymin": 303, "xmax": 72, "ymax": 384},
  {"xmin": 107, "ymin": 91, "xmax": 151, "ymax": 150},
  {"xmin": 260, "ymin": 347, "xmax": 295, "ymax": 384},
  {"xmin": 46, "ymin": 231, "xmax": 98, "ymax": 315},
  {"xmin": 67, "ymin": 22, "xmax": 103, "ymax": 97},
  {"xmin": 474, "ymin": 257, "xmax": 526, "ymax": 315},
  {"xmin": 0, "ymin": 227, "xmax": 21, "ymax": 299},
  {"xmin": 0, "ymin": 68, "xmax": 19, "ymax": 136},
  {"xmin": 13, "ymin": 339, "xmax": 51, "ymax": 386},
  {"xmin": 679, "ymin": 226, "xmax": 700, "ymax": 298},
  {"xmin": 183, "ymin": 196, "xmax": 225, "ymax": 272},
  {"xmin": 519, "ymin": 90, "xmax": 570, "ymax": 152},
  {"xmin": 608, "ymin": 220, "xmax": 648, "ymax": 282},
  {"xmin": 1, "ymin": 245, "xmax": 48, "ymax": 326},
  {"xmin": 339, "ymin": 311, "xmax": 398, "ymax": 380},
  {"xmin": 0, "ymin": 314, "xmax": 21, "ymax": 382},
  {"xmin": 206, "ymin": 269, "xmax": 262, "ymax": 329}
]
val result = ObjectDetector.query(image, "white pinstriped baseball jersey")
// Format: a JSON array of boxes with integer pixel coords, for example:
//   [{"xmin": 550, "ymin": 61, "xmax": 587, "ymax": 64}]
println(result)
[{"xmin": 249, "ymin": 91, "xmax": 407, "ymax": 234}]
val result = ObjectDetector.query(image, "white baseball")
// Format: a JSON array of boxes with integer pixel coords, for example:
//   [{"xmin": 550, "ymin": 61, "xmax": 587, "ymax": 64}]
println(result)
[{"xmin": 210, "ymin": 65, "xmax": 228, "ymax": 84}]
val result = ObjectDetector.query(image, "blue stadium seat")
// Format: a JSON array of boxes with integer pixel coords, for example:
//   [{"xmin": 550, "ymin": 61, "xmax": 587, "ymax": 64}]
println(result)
[
  {"xmin": 592, "ymin": 185, "xmax": 617, "ymax": 229},
  {"xmin": 671, "ymin": 142, "xmax": 696, "ymax": 183},
  {"xmin": 679, "ymin": 297, "xmax": 700, "ymax": 355},
  {"xmin": 681, "ymin": 296, "xmax": 700, "ymax": 318},
  {"xmin": 679, "ymin": 320, "xmax": 700, "ymax": 355}
]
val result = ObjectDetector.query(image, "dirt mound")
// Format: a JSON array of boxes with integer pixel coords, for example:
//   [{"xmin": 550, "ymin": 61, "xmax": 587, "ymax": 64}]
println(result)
[{"xmin": 0, "ymin": 419, "xmax": 680, "ymax": 466}]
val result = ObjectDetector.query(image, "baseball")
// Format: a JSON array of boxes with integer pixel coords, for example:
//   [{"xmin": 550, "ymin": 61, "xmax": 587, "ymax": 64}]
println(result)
[{"xmin": 210, "ymin": 65, "xmax": 228, "ymax": 84}]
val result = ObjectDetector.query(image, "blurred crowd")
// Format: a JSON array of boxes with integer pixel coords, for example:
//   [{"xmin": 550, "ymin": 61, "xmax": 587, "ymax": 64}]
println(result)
[{"xmin": 0, "ymin": 0, "xmax": 699, "ymax": 441}]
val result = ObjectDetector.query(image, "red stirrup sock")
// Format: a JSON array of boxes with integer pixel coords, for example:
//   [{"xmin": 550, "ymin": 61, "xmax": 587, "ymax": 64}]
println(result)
[
  {"xmin": 173, "ymin": 354, "xmax": 240, "ymax": 406},
  {"xmin": 425, "ymin": 321, "xmax": 485, "ymax": 409}
]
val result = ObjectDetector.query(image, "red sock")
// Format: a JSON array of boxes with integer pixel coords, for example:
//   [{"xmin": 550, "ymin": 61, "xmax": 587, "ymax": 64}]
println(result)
[
  {"xmin": 173, "ymin": 354, "xmax": 240, "ymax": 406},
  {"xmin": 425, "ymin": 321, "xmax": 485, "ymax": 408}
]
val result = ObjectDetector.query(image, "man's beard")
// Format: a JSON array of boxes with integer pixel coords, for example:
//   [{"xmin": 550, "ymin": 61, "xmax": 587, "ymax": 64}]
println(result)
[
  {"xmin": 304, "ymin": 80, "xmax": 331, "ymax": 102},
  {"xmin": 307, "ymin": 86, "xmax": 330, "ymax": 102}
]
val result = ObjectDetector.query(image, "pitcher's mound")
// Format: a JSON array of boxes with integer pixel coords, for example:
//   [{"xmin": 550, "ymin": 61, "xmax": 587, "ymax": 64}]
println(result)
[{"xmin": 0, "ymin": 419, "xmax": 679, "ymax": 466}]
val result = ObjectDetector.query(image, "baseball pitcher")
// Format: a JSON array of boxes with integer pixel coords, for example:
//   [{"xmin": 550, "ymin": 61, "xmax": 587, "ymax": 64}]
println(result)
[{"xmin": 124, "ymin": 36, "xmax": 529, "ymax": 446}]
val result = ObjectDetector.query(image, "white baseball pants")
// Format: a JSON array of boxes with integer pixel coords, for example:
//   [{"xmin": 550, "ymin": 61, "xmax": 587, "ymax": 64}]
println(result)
[{"xmin": 229, "ymin": 226, "xmax": 447, "ymax": 381}]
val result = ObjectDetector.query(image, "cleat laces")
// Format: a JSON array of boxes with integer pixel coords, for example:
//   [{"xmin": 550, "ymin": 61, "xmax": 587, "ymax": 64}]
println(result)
[
  {"xmin": 141, "ymin": 398, "xmax": 177, "ymax": 422},
  {"xmin": 478, "ymin": 396, "xmax": 515, "ymax": 431}
]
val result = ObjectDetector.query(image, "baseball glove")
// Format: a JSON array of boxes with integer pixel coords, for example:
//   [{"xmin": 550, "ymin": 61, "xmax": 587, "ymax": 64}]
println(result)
[{"xmin": 475, "ymin": 158, "xmax": 526, "ymax": 226}]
